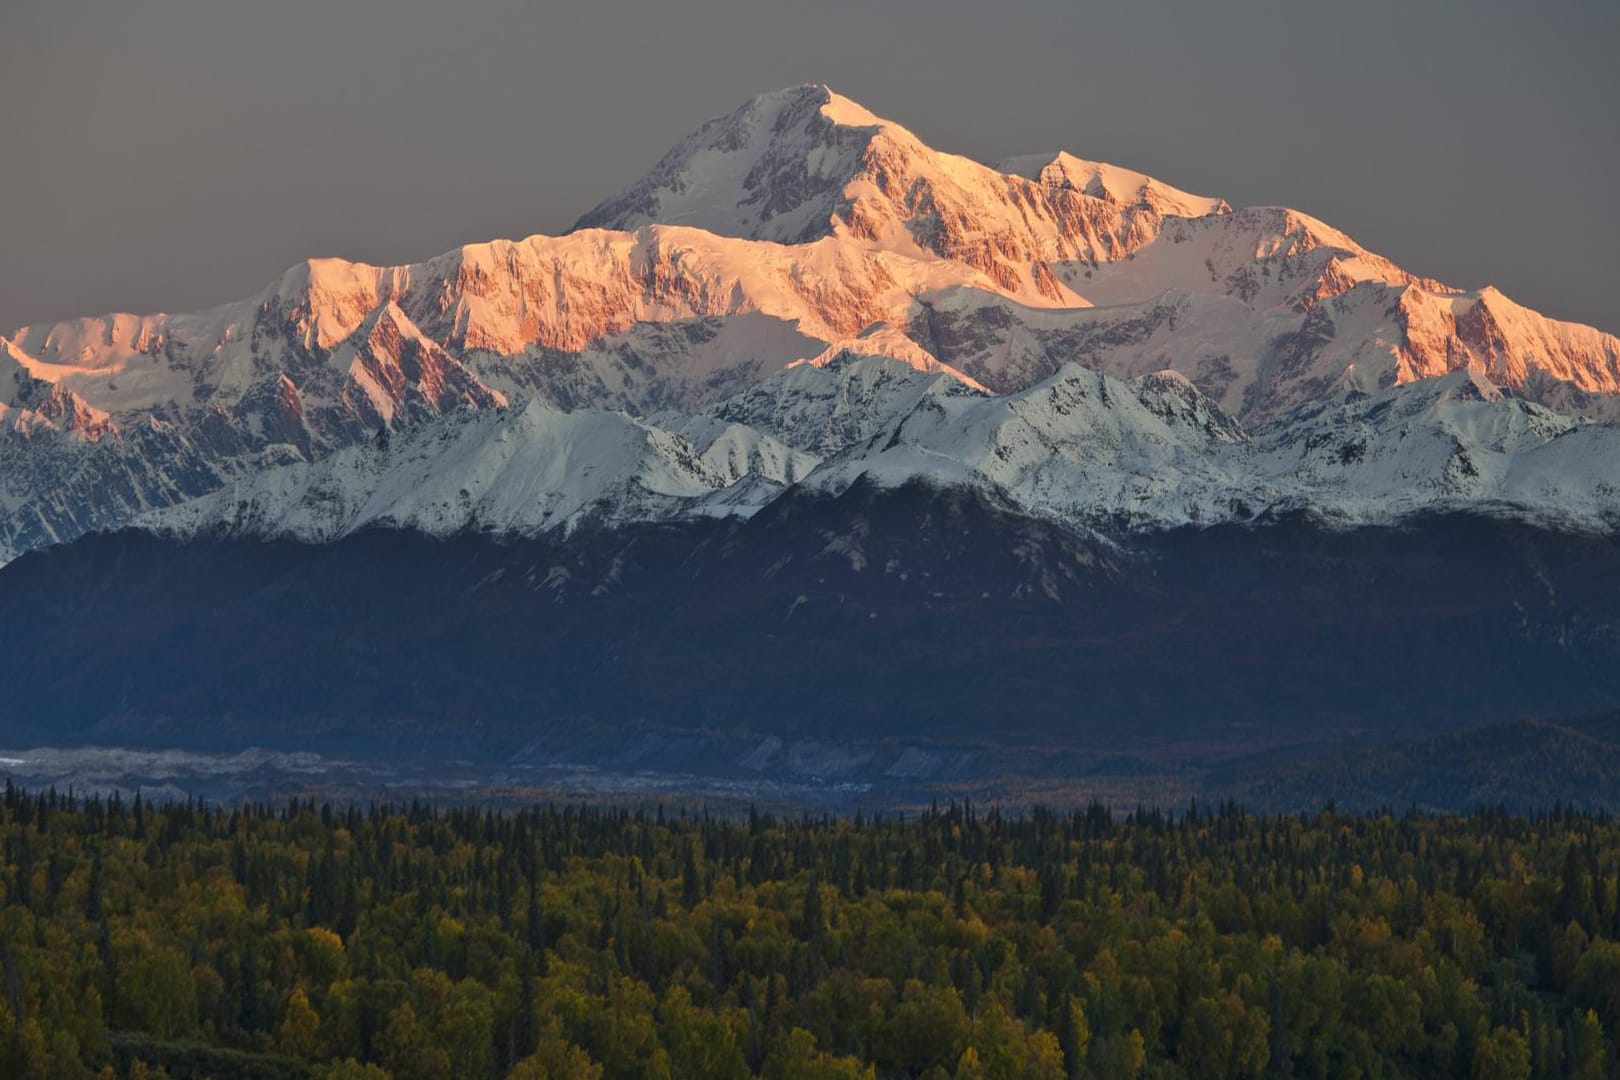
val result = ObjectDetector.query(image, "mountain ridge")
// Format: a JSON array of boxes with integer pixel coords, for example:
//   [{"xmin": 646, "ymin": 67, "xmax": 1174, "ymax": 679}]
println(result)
[{"xmin": 137, "ymin": 357, "xmax": 1620, "ymax": 551}]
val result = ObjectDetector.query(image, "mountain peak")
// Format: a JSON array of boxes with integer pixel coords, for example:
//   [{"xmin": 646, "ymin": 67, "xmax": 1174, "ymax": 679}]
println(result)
[
  {"xmin": 21, "ymin": 383, "xmax": 112, "ymax": 440},
  {"xmin": 803, "ymin": 85, "xmax": 885, "ymax": 127},
  {"xmin": 739, "ymin": 83, "xmax": 884, "ymax": 128},
  {"xmin": 571, "ymin": 84, "xmax": 889, "ymax": 244},
  {"xmin": 575, "ymin": 85, "xmax": 1243, "ymax": 302},
  {"xmin": 996, "ymin": 151, "xmax": 1229, "ymax": 219}
]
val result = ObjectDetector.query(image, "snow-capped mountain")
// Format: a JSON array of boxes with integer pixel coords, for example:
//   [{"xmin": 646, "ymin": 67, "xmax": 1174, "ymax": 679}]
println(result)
[
  {"xmin": 576, "ymin": 85, "xmax": 1620, "ymax": 417},
  {"xmin": 804, "ymin": 360, "xmax": 1620, "ymax": 532},
  {"xmin": 149, "ymin": 398, "xmax": 815, "ymax": 543},
  {"xmin": 140, "ymin": 357, "xmax": 1620, "ymax": 548},
  {"xmin": 574, "ymin": 86, "xmax": 1223, "ymax": 300},
  {"xmin": 4, "ymin": 84, "xmax": 1620, "ymax": 564}
]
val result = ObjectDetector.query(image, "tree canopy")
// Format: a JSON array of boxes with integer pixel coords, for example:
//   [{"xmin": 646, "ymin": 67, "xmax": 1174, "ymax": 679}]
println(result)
[{"xmin": 0, "ymin": 783, "xmax": 1617, "ymax": 1078}]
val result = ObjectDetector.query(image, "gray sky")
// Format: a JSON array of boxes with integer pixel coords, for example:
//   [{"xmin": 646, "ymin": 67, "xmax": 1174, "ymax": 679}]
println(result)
[{"xmin": 3, "ymin": 0, "xmax": 1616, "ymax": 334}]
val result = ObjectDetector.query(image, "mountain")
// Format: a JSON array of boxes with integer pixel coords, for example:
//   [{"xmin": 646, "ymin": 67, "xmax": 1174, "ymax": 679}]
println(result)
[
  {"xmin": 5, "ymin": 86, "xmax": 1620, "ymax": 799},
  {"xmin": 0, "ymin": 228, "xmax": 985, "ymax": 560},
  {"xmin": 137, "ymin": 357, "xmax": 1620, "ymax": 548},
  {"xmin": 150, "ymin": 397, "xmax": 815, "ymax": 543},
  {"xmin": 574, "ymin": 86, "xmax": 1224, "ymax": 299},
  {"xmin": 5, "ymin": 85, "xmax": 1620, "ymax": 565},
  {"xmin": 576, "ymin": 85, "xmax": 1620, "ymax": 418}
]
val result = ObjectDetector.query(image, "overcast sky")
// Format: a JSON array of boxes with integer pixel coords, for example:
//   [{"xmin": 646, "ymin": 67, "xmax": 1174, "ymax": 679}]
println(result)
[{"xmin": 3, "ymin": 0, "xmax": 1616, "ymax": 334}]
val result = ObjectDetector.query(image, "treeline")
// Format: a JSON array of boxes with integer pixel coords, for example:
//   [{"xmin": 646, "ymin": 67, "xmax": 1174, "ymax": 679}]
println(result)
[
  {"xmin": 1, "ymin": 783, "xmax": 1619, "ymax": 1078},
  {"xmin": 1207, "ymin": 717, "xmax": 1620, "ymax": 814}
]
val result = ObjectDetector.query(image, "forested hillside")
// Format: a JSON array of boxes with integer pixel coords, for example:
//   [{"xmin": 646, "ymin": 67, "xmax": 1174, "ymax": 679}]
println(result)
[{"xmin": 2, "ymin": 786, "xmax": 1619, "ymax": 1078}]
